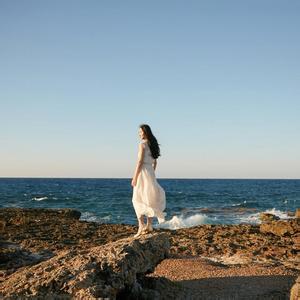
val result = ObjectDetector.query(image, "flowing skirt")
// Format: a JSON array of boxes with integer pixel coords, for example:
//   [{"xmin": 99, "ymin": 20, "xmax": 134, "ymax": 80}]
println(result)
[{"xmin": 132, "ymin": 163, "xmax": 166, "ymax": 223}]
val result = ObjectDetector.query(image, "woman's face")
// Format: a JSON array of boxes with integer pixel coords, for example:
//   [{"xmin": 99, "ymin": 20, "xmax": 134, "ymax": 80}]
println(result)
[{"xmin": 139, "ymin": 128, "xmax": 146, "ymax": 140}]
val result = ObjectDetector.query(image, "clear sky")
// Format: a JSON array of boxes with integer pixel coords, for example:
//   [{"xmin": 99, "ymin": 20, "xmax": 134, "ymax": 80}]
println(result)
[{"xmin": 1, "ymin": 1, "xmax": 299, "ymax": 179}]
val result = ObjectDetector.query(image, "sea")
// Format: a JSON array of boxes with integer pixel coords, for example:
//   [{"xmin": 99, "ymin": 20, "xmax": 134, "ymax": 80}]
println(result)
[{"xmin": 0, "ymin": 178, "xmax": 299, "ymax": 229}]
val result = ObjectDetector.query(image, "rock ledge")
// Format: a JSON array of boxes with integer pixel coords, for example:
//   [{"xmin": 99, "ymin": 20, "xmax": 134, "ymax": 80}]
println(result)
[{"xmin": 0, "ymin": 232, "xmax": 170, "ymax": 299}]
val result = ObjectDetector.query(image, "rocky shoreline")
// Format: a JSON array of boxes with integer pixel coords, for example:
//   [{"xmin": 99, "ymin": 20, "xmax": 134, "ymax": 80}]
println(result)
[{"xmin": 0, "ymin": 208, "xmax": 299, "ymax": 299}]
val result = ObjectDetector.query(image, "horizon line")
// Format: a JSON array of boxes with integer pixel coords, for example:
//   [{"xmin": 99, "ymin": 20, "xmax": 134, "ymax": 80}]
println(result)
[{"xmin": 0, "ymin": 176, "xmax": 299, "ymax": 180}]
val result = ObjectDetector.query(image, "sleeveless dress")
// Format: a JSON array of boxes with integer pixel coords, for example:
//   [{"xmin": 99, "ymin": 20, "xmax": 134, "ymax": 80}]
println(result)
[{"xmin": 132, "ymin": 140, "xmax": 166, "ymax": 223}]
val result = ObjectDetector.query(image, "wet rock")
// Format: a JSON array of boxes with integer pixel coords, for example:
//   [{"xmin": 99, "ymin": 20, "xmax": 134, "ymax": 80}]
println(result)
[
  {"xmin": 0, "ymin": 233, "xmax": 170, "ymax": 299},
  {"xmin": 296, "ymin": 208, "xmax": 300, "ymax": 219},
  {"xmin": 259, "ymin": 212, "xmax": 280, "ymax": 223}
]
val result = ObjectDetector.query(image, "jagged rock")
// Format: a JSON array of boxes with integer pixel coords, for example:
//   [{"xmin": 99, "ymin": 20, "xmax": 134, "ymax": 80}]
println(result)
[
  {"xmin": 0, "ymin": 208, "xmax": 136, "ymax": 257},
  {"xmin": 57, "ymin": 208, "xmax": 81, "ymax": 219},
  {"xmin": 296, "ymin": 208, "xmax": 300, "ymax": 219},
  {"xmin": 134, "ymin": 276, "xmax": 184, "ymax": 300},
  {"xmin": 290, "ymin": 276, "xmax": 300, "ymax": 300},
  {"xmin": 1, "ymin": 207, "xmax": 299, "ymax": 288},
  {"xmin": 260, "ymin": 219, "xmax": 299, "ymax": 237},
  {"xmin": 259, "ymin": 212, "xmax": 280, "ymax": 223},
  {"xmin": 0, "ymin": 232, "xmax": 170, "ymax": 299},
  {"xmin": 0, "ymin": 220, "xmax": 5, "ymax": 232},
  {"xmin": 0, "ymin": 208, "xmax": 81, "ymax": 226},
  {"xmin": 0, "ymin": 241, "xmax": 54, "ymax": 277}
]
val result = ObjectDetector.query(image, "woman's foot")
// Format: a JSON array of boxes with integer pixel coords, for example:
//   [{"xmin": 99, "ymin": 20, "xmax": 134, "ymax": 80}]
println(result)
[
  {"xmin": 142, "ymin": 224, "xmax": 153, "ymax": 234},
  {"xmin": 134, "ymin": 224, "xmax": 146, "ymax": 238}
]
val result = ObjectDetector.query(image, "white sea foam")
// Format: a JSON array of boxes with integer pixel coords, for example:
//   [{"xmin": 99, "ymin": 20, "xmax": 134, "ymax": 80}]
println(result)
[
  {"xmin": 80, "ymin": 211, "xmax": 98, "ymax": 222},
  {"xmin": 157, "ymin": 213, "xmax": 214, "ymax": 230},
  {"xmin": 239, "ymin": 208, "xmax": 294, "ymax": 224},
  {"xmin": 265, "ymin": 208, "xmax": 294, "ymax": 219},
  {"xmin": 231, "ymin": 200, "xmax": 247, "ymax": 207},
  {"xmin": 80, "ymin": 211, "xmax": 111, "ymax": 223},
  {"xmin": 100, "ymin": 215, "xmax": 111, "ymax": 221},
  {"xmin": 32, "ymin": 196, "xmax": 48, "ymax": 201}
]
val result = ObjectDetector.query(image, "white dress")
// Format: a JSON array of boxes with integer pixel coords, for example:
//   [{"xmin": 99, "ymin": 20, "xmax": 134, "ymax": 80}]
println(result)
[{"xmin": 132, "ymin": 140, "xmax": 166, "ymax": 223}]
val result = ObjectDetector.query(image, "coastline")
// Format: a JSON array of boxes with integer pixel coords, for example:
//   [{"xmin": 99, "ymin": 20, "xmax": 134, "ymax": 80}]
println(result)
[{"xmin": 0, "ymin": 207, "xmax": 299, "ymax": 299}]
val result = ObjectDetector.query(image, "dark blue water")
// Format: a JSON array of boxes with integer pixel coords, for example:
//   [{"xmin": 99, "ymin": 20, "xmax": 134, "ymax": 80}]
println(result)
[{"xmin": 0, "ymin": 178, "xmax": 299, "ymax": 229}]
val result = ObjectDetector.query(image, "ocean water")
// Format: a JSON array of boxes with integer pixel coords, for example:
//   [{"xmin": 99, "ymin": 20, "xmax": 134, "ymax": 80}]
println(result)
[{"xmin": 0, "ymin": 178, "xmax": 299, "ymax": 229}]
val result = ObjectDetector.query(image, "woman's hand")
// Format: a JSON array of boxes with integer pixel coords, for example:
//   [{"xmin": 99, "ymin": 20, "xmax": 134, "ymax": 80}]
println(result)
[{"xmin": 131, "ymin": 178, "xmax": 137, "ymax": 187}]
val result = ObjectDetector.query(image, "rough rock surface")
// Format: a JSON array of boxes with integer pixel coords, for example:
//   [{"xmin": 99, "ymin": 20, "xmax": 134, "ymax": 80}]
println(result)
[
  {"xmin": 260, "ymin": 219, "xmax": 299, "ymax": 237},
  {"xmin": 259, "ymin": 212, "xmax": 280, "ymax": 222},
  {"xmin": 150, "ymin": 257, "xmax": 299, "ymax": 299},
  {"xmin": 1, "ymin": 208, "xmax": 299, "ymax": 272},
  {"xmin": 290, "ymin": 275, "xmax": 300, "ymax": 300},
  {"xmin": 0, "ymin": 208, "xmax": 137, "ymax": 277},
  {"xmin": 167, "ymin": 221, "xmax": 299, "ymax": 270},
  {"xmin": 1, "ymin": 208, "xmax": 299, "ymax": 299},
  {"xmin": 0, "ymin": 232, "xmax": 170, "ymax": 299}
]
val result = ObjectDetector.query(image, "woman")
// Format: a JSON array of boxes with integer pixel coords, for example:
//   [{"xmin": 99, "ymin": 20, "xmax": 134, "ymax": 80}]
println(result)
[{"xmin": 131, "ymin": 124, "xmax": 166, "ymax": 237}]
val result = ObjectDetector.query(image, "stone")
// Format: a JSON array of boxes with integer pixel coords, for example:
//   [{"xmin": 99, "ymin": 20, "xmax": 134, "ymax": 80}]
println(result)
[
  {"xmin": 0, "ymin": 232, "xmax": 170, "ymax": 299},
  {"xmin": 260, "ymin": 219, "xmax": 299, "ymax": 237},
  {"xmin": 0, "ymin": 220, "xmax": 6, "ymax": 232},
  {"xmin": 0, "ymin": 208, "xmax": 81, "ymax": 226},
  {"xmin": 259, "ymin": 212, "xmax": 280, "ymax": 223},
  {"xmin": 290, "ymin": 276, "xmax": 300, "ymax": 300},
  {"xmin": 295, "ymin": 208, "xmax": 300, "ymax": 219},
  {"xmin": 1, "ymin": 207, "xmax": 299, "ymax": 298}
]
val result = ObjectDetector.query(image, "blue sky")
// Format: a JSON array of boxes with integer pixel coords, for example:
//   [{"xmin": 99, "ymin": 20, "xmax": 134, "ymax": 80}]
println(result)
[{"xmin": 1, "ymin": 1, "xmax": 299, "ymax": 178}]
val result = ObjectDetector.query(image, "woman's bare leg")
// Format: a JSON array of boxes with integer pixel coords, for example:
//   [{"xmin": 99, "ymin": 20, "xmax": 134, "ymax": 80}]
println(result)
[
  {"xmin": 145, "ymin": 217, "xmax": 153, "ymax": 232},
  {"xmin": 134, "ymin": 215, "xmax": 146, "ymax": 237},
  {"xmin": 138, "ymin": 216, "xmax": 145, "ymax": 228}
]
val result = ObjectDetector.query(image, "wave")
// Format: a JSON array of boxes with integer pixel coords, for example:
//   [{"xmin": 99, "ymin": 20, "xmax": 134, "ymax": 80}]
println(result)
[
  {"xmin": 80, "ymin": 211, "xmax": 111, "ymax": 223},
  {"xmin": 231, "ymin": 200, "xmax": 247, "ymax": 207},
  {"xmin": 184, "ymin": 206, "xmax": 258, "ymax": 215},
  {"xmin": 32, "ymin": 196, "xmax": 48, "ymax": 201},
  {"xmin": 239, "ymin": 208, "xmax": 294, "ymax": 224},
  {"xmin": 157, "ymin": 207, "xmax": 294, "ymax": 229},
  {"xmin": 265, "ymin": 208, "xmax": 294, "ymax": 219},
  {"xmin": 157, "ymin": 213, "xmax": 215, "ymax": 230}
]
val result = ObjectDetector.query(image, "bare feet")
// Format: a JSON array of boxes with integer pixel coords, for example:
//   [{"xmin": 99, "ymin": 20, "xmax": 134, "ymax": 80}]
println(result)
[
  {"xmin": 142, "ymin": 224, "xmax": 153, "ymax": 234},
  {"xmin": 134, "ymin": 224, "xmax": 146, "ymax": 238}
]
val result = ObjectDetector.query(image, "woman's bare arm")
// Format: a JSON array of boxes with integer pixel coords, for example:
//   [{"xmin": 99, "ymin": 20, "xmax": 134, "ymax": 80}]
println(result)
[
  {"xmin": 152, "ymin": 159, "xmax": 157, "ymax": 171},
  {"xmin": 132, "ymin": 143, "xmax": 145, "ymax": 182}
]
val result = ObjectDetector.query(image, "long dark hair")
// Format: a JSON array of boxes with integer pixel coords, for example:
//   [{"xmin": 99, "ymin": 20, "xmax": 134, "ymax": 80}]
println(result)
[{"xmin": 140, "ymin": 124, "xmax": 161, "ymax": 159}]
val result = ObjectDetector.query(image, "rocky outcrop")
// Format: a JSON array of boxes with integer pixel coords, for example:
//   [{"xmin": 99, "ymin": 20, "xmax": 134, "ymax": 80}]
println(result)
[
  {"xmin": 1, "ymin": 208, "xmax": 299, "ymax": 275},
  {"xmin": 0, "ymin": 232, "xmax": 170, "ymax": 299},
  {"xmin": 0, "ymin": 208, "xmax": 81, "ymax": 226},
  {"xmin": 260, "ymin": 219, "xmax": 299, "ymax": 236},
  {"xmin": 0, "ymin": 241, "xmax": 54, "ymax": 277},
  {"xmin": 0, "ymin": 208, "xmax": 136, "ymax": 263},
  {"xmin": 290, "ymin": 276, "xmax": 300, "ymax": 300},
  {"xmin": 167, "ymin": 220, "xmax": 299, "ymax": 270},
  {"xmin": 1, "ymin": 208, "xmax": 299, "ymax": 299},
  {"xmin": 259, "ymin": 212, "xmax": 280, "ymax": 222}
]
